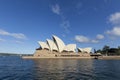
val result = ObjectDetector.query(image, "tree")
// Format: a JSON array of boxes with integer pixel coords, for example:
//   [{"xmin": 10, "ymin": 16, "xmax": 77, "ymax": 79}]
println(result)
[
  {"xmin": 108, "ymin": 48, "xmax": 118, "ymax": 55},
  {"xmin": 96, "ymin": 49, "xmax": 102, "ymax": 53},
  {"xmin": 102, "ymin": 45, "xmax": 110, "ymax": 55},
  {"xmin": 118, "ymin": 46, "xmax": 120, "ymax": 49}
]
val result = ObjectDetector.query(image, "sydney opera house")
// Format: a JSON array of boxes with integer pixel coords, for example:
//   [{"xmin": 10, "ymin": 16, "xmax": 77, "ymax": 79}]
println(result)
[{"xmin": 33, "ymin": 35, "xmax": 92, "ymax": 58}]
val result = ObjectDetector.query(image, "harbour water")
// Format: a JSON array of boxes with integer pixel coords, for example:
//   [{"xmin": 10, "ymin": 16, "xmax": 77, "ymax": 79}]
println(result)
[{"xmin": 0, "ymin": 56, "xmax": 120, "ymax": 80}]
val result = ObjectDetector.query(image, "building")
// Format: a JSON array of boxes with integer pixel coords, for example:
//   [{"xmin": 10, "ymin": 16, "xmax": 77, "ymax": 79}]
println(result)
[
  {"xmin": 33, "ymin": 35, "xmax": 92, "ymax": 58},
  {"xmin": 77, "ymin": 47, "xmax": 92, "ymax": 53}
]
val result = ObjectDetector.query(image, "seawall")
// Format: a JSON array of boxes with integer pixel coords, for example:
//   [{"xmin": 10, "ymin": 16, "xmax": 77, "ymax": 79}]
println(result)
[{"xmin": 22, "ymin": 56, "xmax": 93, "ymax": 59}]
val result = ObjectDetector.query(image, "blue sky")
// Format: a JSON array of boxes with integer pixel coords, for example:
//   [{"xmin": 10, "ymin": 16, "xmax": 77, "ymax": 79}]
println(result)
[{"xmin": 0, "ymin": 0, "xmax": 120, "ymax": 54}]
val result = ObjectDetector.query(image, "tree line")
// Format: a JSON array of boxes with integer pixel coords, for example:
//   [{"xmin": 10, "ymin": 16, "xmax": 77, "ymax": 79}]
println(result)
[{"xmin": 95, "ymin": 45, "xmax": 120, "ymax": 56}]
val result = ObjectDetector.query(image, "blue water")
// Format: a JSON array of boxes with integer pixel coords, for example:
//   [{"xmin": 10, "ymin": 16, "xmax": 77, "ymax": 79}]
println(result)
[{"xmin": 0, "ymin": 56, "xmax": 120, "ymax": 80}]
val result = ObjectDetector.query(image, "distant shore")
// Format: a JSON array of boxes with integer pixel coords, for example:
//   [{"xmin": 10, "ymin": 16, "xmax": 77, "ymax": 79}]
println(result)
[
  {"xmin": 22, "ymin": 56, "xmax": 92, "ymax": 59},
  {"xmin": 0, "ymin": 53, "xmax": 33, "ymax": 56},
  {"xmin": 101, "ymin": 56, "xmax": 120, "ymax": 60},
  {"xmin": 22, "ymin": 55, "xmax": 120, "ymax": 60}
]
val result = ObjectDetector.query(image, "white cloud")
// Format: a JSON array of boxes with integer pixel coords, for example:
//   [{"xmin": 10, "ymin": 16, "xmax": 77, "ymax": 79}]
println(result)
[
  {"xmin": 0, "ymin": 29, "xmax": 27, "ymax": 39},
  {"xmin": 51, "ymin": 4, "xmax": 70, "ymax": 33},
  {"xmin": 61, "ymin": 20, "xmax": 70, "ymax": 33},
  {"xmin": 0, "ymin": 29, "xmax": 9, "ymax": 35},
  {"xmin": 96, "ymin": 34, "xmax": 104, "ymax": 40},
  {"xmin": 91, "ymin": 40, "xmax": 99, "ymax": 43},
  {"xmin": 0, "ymin": 38, "xmax": 5, "ymax": 42},
  {"xmin": 109, "ymin": 12, "xmax": 120, "ymax": 25},
  {"xmin": 75, "ymin": 35, "xmax": 90, "ymax": 43},
  {"xmin": 106, "ymin": 27, "xmax": 120, "ymax": 36},
  {"xmin": 51, "ymin": 4, "xmax": 60, "ymax": 15},
  {"xmin": 74, "ymin": 35, "xmax": 103, "ymax": 43},
  {"xmin": 15, "ymin": 40, "xmax": 24, "ymax": 44},
  {"xmin": 11, "ymin": 33, "xmax": 26, "ymax": 39},
  {"xmin": 106, "ymin": 12, "xmax": 120, "ymax": 39}
]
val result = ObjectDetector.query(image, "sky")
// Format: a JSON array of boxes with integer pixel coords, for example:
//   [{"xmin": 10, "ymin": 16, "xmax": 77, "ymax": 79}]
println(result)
[{"xmin": 0, "ymin": 0, "xmax": 120, "ymax": 54}]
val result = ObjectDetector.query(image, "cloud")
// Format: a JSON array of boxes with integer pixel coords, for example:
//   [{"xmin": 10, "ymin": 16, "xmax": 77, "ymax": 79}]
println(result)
[
  {"xmin": 51, "ymin": 4, "xmax": 70, "ymax": 34},
  {"xmin": 75, "ymin": 35, "xmax": 90, "ymax": 43},
  {"xmin": 11, "ymin": 33, "xmax": 26, "ymax": 39},
  {"xmin": 96, "ymin": 34, "xmax": 104, "ymax": 40},
  {"xmin": 109, "ymin": 12, "xmax": 120, "ymax": 25},
  {"xmin": 106, "ymin": 27, "xmax": 120, "ymax": 36},
  {"xmin": 74, "ymin": 35, "xmax": 104, "ymax": 43},
  {"xmin": 106, "ymin": 12, "xmax": 120, "ymax": 39},
  {"xmin": 61, "ymin": 20, "xmax": 70, "ymax": 33},
  {"xmin": 51, "ymin": 4, "xmax": 60, "ymax": 15},
  {"xmin": 0, "ymin": 29, "xmax": 9, "ymax": 35},
  {"xmin": 0, "ymin": 29, "xmax": 27, "ymax": 39},
  {"xmin": 91, "ymin": 40, "xmax": 99, "ymax": 43},
  {"xmin": 15, "ymin": 40, "xmax": 24, "ymax": 44},
  {"xmin": 0, "ymin": 38, "xmax": 5, "ymax": 42}
]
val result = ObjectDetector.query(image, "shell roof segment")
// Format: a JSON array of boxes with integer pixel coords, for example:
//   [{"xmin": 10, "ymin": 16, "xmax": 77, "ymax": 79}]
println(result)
[
  {"xmin": 52, "ymin": 35, "xmax": 65, "ymax": 52},
  {"xmin": 78, "ymin": 47, "xmax": 92, "ymax": 53},
  {"xmin": 38, "ymin": 41, "xmax": 50, "ymax": 49},
  {"xmin": 38, "ymin": 35, "xmax": 92, "ymax": 53},
  {"xmin": 46, "ymin": 39, "xmax": 58, "ymax": 51},
  {"xmin": 63, "ymin": 44, "xmax": 76, "ymax": 52}
]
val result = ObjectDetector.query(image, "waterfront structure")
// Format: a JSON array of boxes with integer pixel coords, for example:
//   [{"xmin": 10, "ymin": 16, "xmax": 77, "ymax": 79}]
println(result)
[
  {"xmin": 77, "ymin": 47, "xmax": 92, "ymax": 53},
  {"xmin": 46, "ymin": 39, "xmax": 58, "ymax": 51},
  {"xmin": 38, "ymin": 41, "xmax": 50, "ymax": 50},
  {"xmin": 33, "ymin": 35, "xmax": 92, "ymax": 58},
  {"xmin": 52, "ymin": 35, "xmax": 66, "ymax": 52}
]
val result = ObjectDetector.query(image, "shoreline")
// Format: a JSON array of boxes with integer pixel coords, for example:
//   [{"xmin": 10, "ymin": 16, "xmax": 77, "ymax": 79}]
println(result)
[
  {"xmin": 101, "ymin": 56, "xmax": 120, "ymax": 60},
  {"xmin": 22, "ymin": 56, "xmax": 120, "ymax": 60},
  {"xmin": 22, "ymin": 56, "xmax": 93, "ymax": 59}
]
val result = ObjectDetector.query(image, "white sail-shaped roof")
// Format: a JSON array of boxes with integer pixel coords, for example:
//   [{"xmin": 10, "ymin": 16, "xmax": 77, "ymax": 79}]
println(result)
[
  {"xmin": 63, "ymin": 44, "xmax": 76, "ymax": 52},
  {"xmin": 77, "ymin": 48, "xmax": 83, "ymax": 52},
  {"xmin": 38, "ymin": 41, "xmax": 50, "ymax": 50},
  {"xmin": 82, "ymin": 47, "xmax": 92, "ymax": 53},
  {"xmin": 78, "ymin": 47, "xmax": 92, "ymax": 53},
  {"xmin": 46, "ymin": 39, "xmax": 58, "ymax": 51},
  {"xmin": 52, "ymin": 35, "xmax": 65, "ymax": 52}
]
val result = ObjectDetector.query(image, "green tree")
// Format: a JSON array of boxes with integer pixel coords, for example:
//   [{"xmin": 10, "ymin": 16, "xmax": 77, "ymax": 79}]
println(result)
[
  {"xmin": 102, "ymin": 45, "xmax": 110, "ymax": 55},
  {"xmin": 117, "ymin": 46, "xmax": 120, "ymax": 55},
  {"xmin": 118, "ymin": 46, "xmax": 120, "ymax": 49},
  {"xmin": 96, "ymin": 49, "xmax": 102, "ymax": 53}
]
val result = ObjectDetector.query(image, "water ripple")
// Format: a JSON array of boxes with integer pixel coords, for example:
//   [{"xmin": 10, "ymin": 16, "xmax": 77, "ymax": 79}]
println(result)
[{"xmin": 0, "ymin": 56, "xmax": 120, "ymax": 80}]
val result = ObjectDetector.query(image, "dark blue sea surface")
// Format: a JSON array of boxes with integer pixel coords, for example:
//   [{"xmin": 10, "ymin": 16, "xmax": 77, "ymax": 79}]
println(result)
[{"xmin": 0, "ymin": 56, "xmax": 120, "ymax": 80}]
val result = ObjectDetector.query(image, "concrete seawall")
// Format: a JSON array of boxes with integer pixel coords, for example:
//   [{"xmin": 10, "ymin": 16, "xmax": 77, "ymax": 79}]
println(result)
[
  {"xmin": 22, "ymin": 56, "xmax": 93, "ymax": 59},
  {"xmin": 101, "ymin": 56, "xmax": 120, "ymax": 60},
  {"xmin": 22, "ymin": 56, "xmax": 120, "ymax": 60},
  {"xmin": 22, "ymin": 50, "xmax": 120, "ymax": 60}
]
